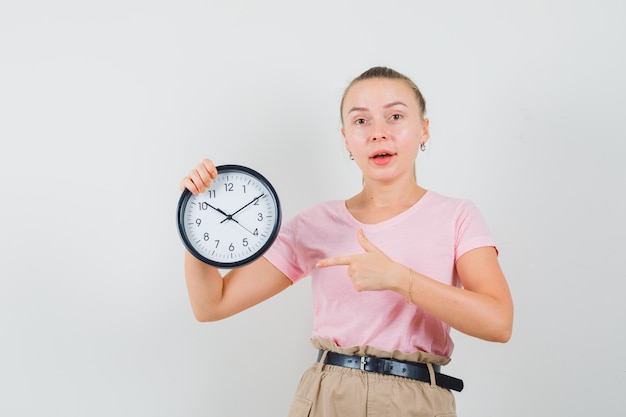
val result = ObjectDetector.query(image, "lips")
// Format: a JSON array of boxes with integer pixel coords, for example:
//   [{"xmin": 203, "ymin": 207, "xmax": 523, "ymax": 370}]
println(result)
[
  {"xmin": 369, "ymin": 150, "xmax": 396, "ymax": 165},
  {"xmin": 369, "ymin": 150, "xmax": 396, "ymax": 159}
]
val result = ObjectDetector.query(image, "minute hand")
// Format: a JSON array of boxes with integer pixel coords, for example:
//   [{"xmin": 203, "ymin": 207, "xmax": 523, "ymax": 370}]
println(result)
[{"xmin": 220, "ymin": 193, "xmax": 265, "ymax": 223}]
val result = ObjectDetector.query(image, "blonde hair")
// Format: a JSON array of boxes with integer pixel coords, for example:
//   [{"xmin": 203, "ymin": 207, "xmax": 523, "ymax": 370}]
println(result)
[{"xmin": 340, "ymin": 66, "xmax": 427, "ymax": 125}]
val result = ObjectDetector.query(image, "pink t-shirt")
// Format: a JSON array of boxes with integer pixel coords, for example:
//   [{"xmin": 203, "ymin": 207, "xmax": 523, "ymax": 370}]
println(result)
[{"xmin": 264, "ymin": 191, "xmax": 496, "ymax": 358}]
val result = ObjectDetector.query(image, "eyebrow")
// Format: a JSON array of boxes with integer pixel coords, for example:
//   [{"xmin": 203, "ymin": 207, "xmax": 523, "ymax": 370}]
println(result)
[
  {"xmin": 346, "ymin": 101, "xmax": 409, "ymax": 114},
  {"xmin": 384, "ymin": 101, "xmax": 408, "ymax": 109}
]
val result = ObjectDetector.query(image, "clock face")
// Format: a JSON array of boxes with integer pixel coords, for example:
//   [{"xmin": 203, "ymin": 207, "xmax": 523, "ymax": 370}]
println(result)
[{"xmin": 177, "ymin": 165, "xmax": 281, "ymax": 268}]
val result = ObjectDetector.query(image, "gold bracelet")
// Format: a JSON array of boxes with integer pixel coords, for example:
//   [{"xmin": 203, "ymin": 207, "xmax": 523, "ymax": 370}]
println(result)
[{"xmin": 407, "ymin": 268, "xmax": 414, "ymax": 304}]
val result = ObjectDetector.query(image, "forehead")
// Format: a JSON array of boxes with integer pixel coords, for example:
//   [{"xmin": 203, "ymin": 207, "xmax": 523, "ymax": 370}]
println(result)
[{"xmin": 343, "ymin": 78, "xmax": 418, "ymax": 110}]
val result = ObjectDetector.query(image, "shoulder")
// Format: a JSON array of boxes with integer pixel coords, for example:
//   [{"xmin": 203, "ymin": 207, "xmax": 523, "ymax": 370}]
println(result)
[
  {"xmin": 423, "ymin": 191, "xmax": 478, "ymax": 215},
  {"xmin": 420, "ymin": 191, "xmax": 491, "ymax": 236},
  {"xmin": 295, "ymin": 200, "xmax": 345, "ymax": 221},
  {"xmin": 280, "ymin": 200, "xmax": 346, "ymax": 231}
]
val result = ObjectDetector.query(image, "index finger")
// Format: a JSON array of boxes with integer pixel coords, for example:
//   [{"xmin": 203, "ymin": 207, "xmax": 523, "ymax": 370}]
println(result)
[{"xmin": 316, "ymin": 255, "xmax": 355, "ymax": 268}]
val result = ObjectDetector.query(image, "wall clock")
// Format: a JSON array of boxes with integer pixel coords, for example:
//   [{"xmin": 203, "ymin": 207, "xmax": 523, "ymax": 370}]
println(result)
[{"xmin": 177, "ymin": 164, "xmax": 281, "ymax": 268}]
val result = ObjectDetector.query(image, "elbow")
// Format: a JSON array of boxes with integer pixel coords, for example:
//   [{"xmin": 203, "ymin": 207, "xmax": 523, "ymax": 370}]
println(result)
[
  {"xmin": 474, "ymin": 308, "xmax": 513, "ymax": 343},
  {"xmin": 492, "ymin": 325, "xmax": 513, "ymax": 343},
  {"xmin": 194, "ymin": 314, "xmax": 216, "ymax": 323},
  {"xmin": 193, "ymin": 313, "xmax": 222, "ymax": 323},
  {"xmin": 191, "ymin": 306, "xmax": 224, "ymax": 323},
  {"xmin": 489, "ymin": 298, "xmax": 514, "ymax": 343},
  {"xmin": 478, "ymin": 324, "xmax": 512, "ymax": 343},
  {"xmin": 490, "ymin": 313, "xmax": 514, "ymax": 343}
]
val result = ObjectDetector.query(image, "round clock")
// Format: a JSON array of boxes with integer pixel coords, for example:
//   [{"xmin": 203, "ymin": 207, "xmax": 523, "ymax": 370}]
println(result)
[{"xmin": 177, "ymin": 164, "xmax": 282, "ymax": 268}]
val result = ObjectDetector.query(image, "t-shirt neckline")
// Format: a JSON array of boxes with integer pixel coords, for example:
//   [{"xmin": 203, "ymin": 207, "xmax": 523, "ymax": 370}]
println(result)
[{"xmin": 340, "ymin": 190, "xmax": 433, "ymax": 230}]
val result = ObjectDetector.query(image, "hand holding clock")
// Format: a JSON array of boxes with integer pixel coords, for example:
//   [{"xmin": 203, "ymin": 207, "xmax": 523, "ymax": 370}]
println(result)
[{"xmin": 179, "ymin": 158, "xmax": 219, "ymax": 195}]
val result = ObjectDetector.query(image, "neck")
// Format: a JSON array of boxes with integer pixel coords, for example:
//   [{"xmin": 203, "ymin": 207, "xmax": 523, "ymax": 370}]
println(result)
[{"xmin": 359, "ymin": 179, "xmax": 425, "ymax": 209}]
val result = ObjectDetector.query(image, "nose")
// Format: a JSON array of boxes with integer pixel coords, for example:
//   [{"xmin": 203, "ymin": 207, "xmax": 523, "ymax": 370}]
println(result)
[{"xmin": 371, "ymin": 119, "xmax": 387, "ymax": 141}]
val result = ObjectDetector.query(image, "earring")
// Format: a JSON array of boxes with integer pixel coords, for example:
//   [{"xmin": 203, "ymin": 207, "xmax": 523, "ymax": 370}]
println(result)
[
  {"xmin": 420, "ymin": 143, "xmax": 426, "ymax": 152},
  {"xmin": 349, "ymin": 153, "xmax": 354, "ymax": 160}
]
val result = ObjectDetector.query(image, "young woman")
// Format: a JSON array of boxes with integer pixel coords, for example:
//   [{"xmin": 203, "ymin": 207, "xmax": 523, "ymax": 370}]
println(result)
[{"xmin": 180, "ymin": 66, "xmax": 513, "ymax": 417}]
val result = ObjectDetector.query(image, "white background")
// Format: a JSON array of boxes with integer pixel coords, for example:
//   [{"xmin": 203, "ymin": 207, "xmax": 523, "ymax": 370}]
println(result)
[{"xmin": 1, "ymin": 1, "xmax": 625, "ymax": 416}]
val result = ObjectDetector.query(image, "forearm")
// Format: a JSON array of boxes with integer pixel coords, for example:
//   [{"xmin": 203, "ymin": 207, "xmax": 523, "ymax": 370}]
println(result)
[
  {"xmin": 414, "ymin": 271, "xmax": 510, "ymax": 342},
  {"xmin": 390, "ymin": 263, "xmax": 513, "ymax": 343}
]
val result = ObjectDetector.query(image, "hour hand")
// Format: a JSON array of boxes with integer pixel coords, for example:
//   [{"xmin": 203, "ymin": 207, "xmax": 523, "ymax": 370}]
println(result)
[{"xmin": 203, "ymin": 202, "xmax": 230, "ymax": 219}]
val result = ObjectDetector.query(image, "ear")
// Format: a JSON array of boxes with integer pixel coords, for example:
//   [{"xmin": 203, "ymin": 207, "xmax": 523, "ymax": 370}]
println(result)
[
  {"xmin": 420, "ymin": 118, "xmax": 430, "ymax": 145},
  {"xmin": 342, "ymin": 128, "xmax": 350, "ymax": 153}
]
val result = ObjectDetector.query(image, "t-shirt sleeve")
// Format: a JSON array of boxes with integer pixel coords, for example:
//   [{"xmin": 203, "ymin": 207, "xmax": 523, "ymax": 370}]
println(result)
[
  {"xmin": 263, "ymin": 214, "xmax": 307, "ymax": 283},
  {"xmin": 454, "ymin": 200, "xmax": 498, "ymax": 261}
]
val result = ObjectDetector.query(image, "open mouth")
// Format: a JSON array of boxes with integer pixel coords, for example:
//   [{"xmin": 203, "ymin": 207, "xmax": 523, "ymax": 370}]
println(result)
[
  {"xmin": 370, "ymin": 152, "xmax": 396, "ymax": 159},
  {"xmin": 370, "ymin": 151, "xmax": 396, "ymax": 165}
]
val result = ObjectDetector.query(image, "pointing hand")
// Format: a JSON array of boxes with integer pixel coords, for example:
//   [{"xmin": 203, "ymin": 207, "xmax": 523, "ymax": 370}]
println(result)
[{"xmin": 316, "ymin": 229, "xmax": 401, "ymax": 292}]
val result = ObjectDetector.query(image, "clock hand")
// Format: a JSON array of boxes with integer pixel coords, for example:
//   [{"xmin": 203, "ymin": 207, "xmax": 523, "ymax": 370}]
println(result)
[
  {"xmin": 203, "ymin": 202, "xmax": 230, "ymax": 220},
  {"xmin": 204, "ymin": 200, "xmax": 254, "ymax": 234},
  {"xmin": 220, "ymin": 193, "xmax": 265, "ymax": 224},
  {"xmin": 229, "ymin": 217, "xmax": 256, "ymax": 235}
]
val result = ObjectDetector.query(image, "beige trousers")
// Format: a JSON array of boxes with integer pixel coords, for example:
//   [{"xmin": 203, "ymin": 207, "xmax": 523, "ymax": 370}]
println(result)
[{"xmin": 287, "ymin": 339, "xmax": 457, "ymax": 417}]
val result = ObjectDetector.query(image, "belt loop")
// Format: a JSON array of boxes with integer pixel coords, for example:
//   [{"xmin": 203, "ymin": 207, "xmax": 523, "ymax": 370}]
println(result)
[
  {"xmin": 316, "ymin": 350, "xmax": 329, "ymax": 372},
  {"xmin": 426, "ymin": 363, "xmax": 437, "ymax": 389}
]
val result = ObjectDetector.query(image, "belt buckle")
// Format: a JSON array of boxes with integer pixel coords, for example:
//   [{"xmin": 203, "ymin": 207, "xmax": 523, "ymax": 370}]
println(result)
[{"xmin": 360, "ymin": 356, "xmax": 367, "ymax": 371}]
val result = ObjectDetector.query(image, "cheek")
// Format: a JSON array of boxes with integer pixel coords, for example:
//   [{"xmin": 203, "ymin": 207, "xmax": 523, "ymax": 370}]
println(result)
[
  {"xmin": 397, "ymin": 129, "xmax": 421, "ymax": 154},
  {"xmin": 343, "ymin": 130, "xmax": 362, "ymax": 148},
  {"xmin": 345, "ymin": 139, "xmax": 368, "ymax": 158},
  {"xmin": 343, "ymin": 126, "xmax": 370, "ymax": 143},
  {"xmin": 399, "ymin": 125, "xmax": 421, "ymax": 143}
]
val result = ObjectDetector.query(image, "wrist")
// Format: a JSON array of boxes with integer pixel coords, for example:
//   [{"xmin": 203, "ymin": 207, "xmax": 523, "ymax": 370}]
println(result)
[
  {"xmin": 389, "ymin": 262, "xmax": 414, "ymax": 301},
  {"xmin": 406, "ymin": 267, "xmax": 414, "ymax": 304}
]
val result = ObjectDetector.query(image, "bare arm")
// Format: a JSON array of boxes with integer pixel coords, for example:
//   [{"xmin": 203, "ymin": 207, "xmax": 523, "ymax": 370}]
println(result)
[
  {"xmin": 184, "ymin": 251, "xmax": 292, "ymax": 322},
  {"xmin": 402, "ymin": 246, "xmax": 513, "ymax": 342},
  {"xmin": 317, "ymin": 229, "xmax": 513, "ymax": 342},
  {"xmin": 180, "ymin": 159, "xmax": 292, "ymax": 322}
]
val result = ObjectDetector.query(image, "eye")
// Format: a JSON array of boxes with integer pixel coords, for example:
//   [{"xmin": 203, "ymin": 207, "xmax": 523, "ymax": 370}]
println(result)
[
  {"xmin": 354, "ymin": 118, "xmax": 366, "ymax": 125},
  {"xmin": 390, "ymin": 114, "xmax": 402, "ymax": 121}
]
